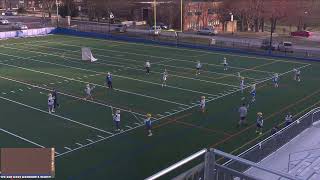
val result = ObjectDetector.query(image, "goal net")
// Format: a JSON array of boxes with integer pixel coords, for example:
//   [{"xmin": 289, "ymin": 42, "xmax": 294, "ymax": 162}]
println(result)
[{"xmin": 82, "ymin": 47, "xmax": 97, "ymax": 62}]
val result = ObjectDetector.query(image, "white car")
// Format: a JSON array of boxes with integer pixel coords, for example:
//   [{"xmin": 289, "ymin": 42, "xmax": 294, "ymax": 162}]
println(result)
[
  {"xmin": 198, "ymin": 27, "xmax": 218, "ymax": 36},
  {"xmin": 0, "ymin": 18, "xmax": 9, "ymax": 25},
  {"xmin": 278, "ymin": 41, "xmax": 293, "ymax": 53},
  {"xmin": 12, "ymin": 23, "xmax": 28, "ymax": 30},
  {"xmin": 149, "ymin": 26, "xmax": 162, "ymax": 35}
]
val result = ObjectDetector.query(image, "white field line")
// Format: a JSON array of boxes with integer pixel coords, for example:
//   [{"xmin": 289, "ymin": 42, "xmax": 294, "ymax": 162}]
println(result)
[
  {"xmin": 30, "ymin": 39, "xmax": 299, "ymax": 74},
  {"xmin": 0, "ymin": 54, "xmax": 189, "ymax": 107},
  {"xmin": 18, "ymin": 40, "xmax": 271, "ymax": 78},
  {"xmin": 3, "ymin": 44, "xmax": 241, "ymax": 88},
  {"xmin": 76, "ymin": 143, "xmax": 83, "ymax": 146},
  {"xmin": 0, "ymin": 128, "xmax": 46, "ymax": 148},
  {"xmin": 0, "ymin": 75, "xmax": 146, "ymax": 118},
  {"xmin": 54, "ymin": 64, "xmax": 310, "ymax": 158},
  {"xmin": 0, "ymin": 96, "xmax": 115, "ymax": 135},
  {"xmin": 54, "ymin": 34, "xmax": 310, "ymax": 65}
]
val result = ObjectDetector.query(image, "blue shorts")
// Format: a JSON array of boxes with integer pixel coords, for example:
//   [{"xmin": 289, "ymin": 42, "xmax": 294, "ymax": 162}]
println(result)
[{"xmin": 145, "ymin": 123, "xmax": 151, "ymax": 130}]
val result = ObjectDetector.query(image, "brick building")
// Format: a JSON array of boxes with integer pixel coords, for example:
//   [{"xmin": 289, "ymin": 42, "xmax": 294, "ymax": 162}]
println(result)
[{"xmin": 183, "ymin": 0, "xmax": 223, "ymax": 31}]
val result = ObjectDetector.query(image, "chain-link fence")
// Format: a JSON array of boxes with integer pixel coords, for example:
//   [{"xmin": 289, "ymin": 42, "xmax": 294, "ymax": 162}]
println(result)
[{"xmin": 58, "ymin": 19, "xmax": 320, "ymax": 61}]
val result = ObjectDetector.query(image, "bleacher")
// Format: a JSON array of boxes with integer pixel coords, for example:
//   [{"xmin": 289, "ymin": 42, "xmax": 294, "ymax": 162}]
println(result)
[{"xmin": 246, "ymin": 123, "xmax": 320, "ymax": 180}]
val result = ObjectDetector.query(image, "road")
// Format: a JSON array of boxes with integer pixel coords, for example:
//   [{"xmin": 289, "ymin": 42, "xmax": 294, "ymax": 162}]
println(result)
[{"xmin": 1, "ymin": 16, "xmax": 320, "ymax": 54}]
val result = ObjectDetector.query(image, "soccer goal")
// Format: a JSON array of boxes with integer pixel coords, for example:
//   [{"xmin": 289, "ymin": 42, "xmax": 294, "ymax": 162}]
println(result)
[{"xmin": 82, "ymin": 47, "xmax": 97, "ymax": 62}]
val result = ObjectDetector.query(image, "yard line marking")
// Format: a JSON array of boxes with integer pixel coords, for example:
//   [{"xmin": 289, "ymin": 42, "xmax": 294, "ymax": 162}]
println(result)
[
  {"xmin": 43, "ymin": 84, "xmax": 47, "ymax": 87},
  {"xmin": 56, "ymin": 64, "xmax": 306, "ymax": 158},
  {"xmin": 10, "ymin": 91, "xmax": 15, "ymax": 93},
  {"xmin": 55, "ymin": 34, "xmax": 310, "ymax": 65},
  {"xmin": 0, "ymin": 58, "xmax": 189, "ymax": 107},
  {"xmin": 97, "ymin": 135, "xmax": 105, "ymax": 139},
  {"xmin": 102, "ymin": 131, "xmax": 113, "ymax": 135},
  {"xmin": 134, "ymin": 123, "xmax": 142, "ymax": 126},
  {"xmin": 64, "ymin": 80, "xmax": 69, "ymax": 82},
  {"xmin": 2, "ymin": 92, "xmax": 6, "ymax": 95},
  {"xmin": 64, "ymin": 147, "xmax": 72, "ymax": 151},
  {"xmin": 165, "ymin": 112, "xmax": 171, "ymax": 114},
  {"xmin": 57, "ymin": 81, "xmax": 62, "ymax": 83},
  {"xmin": 50, "ymin": 82, "xmax": 55, "ymax": 85},
  {"xmin": 0, "ymin": 95, "xmax": 115, "ymax": 135},
  {"xmin": 76, "ymin": 143, "xmax": 83, "ymax": 146},
  {"xmin": 5, "ymin": 45, "xmax": 238, "ymax": 93},
  {"xmin": 83, "ymin": 75, "xmax": 88, "ymax": 78},
  {"xmin": 0, "ymin": 128, "xmax": 46, "ymax": 148},
  {"xmin": 7, "ymin": 44, "xmax": 243, "ymax": 87},
  {"xmin": 55, "ymin": 152, "xmax": 60, "ymax": 155},
  {"xmin": 0, "ymin": 75, "xmax": 147, "ymax": 118},
  {"xmin": 40, "ymin": 92, "xmax": 45, "ymax": 94},
  {"xmin": 86, "ymin": 139, "xmax": 94, "ymax": 143},
  {"xmin": 19, "ymin": 89, "xmax": 23, "ymax": 91},
  {"xmin": 126, "ymin": 125, "xmax": 133, "ymax": 129},
  {"xmin": 27, "ymin": 40, "xmax": 283, "ymax": 74},
  {"xmin": 27, "ymin": 87, "xmax": 32, "ymax": 89}
]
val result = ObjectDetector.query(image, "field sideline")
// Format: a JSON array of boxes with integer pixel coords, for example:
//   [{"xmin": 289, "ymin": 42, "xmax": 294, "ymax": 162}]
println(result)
[{"xmin": 0, "ymin": 34, "xmax": 319, "ymax": 179}]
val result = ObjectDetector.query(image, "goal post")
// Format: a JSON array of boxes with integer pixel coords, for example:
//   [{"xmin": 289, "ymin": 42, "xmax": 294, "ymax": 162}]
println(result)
[{"xmin": 81, "ymin": 47, "xmax": 97, "ymax": 62}]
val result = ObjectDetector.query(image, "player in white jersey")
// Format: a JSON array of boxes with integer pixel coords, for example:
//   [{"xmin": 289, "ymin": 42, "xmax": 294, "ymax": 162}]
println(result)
[
  {"xmin": 240, "ymin": 77, "xmax": 245, "ymax": 93},
  {"xmin": 196, "ymin": 61, "xmax": 202, "ymax": 75},
  {"xmin": 145, "ymin": 60, "xmax": 151, "ymax": 74},
  {"xmin": 162, "ymin": 69, "xmax": 168, "ymax": 87},
  {"xmin": 48, "ymin": 93, "xmax": 55, "ymax": 114},
  {"xmin": 294, "ymin": 69, "xmax": 301, "ymax": 82},
  {"xmin": 84, "ymin": 84, "xmax": 95, "ymax": 100},
  {"xmin": 250, "ymin": 84, "xmax": 256, "ymax": 102},
  {"xmin": 200, "ymin": 96, "xmax": 206, "ymax": 113},
  {"xmin": 113, "ymin": 110, "xmax": 122, "ymax": 131},
  {"xmin": 273, "ymin": 73, "xmax": 279, "ymax": 88},
  {"xmin": 223, "ymin": 57, "xmax": 228, "ymax": 71}
]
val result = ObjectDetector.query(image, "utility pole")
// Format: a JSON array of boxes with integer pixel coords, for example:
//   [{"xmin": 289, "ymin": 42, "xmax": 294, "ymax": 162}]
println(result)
[{"xmin": 56, "ymin": 0, "xmax": 59, "ymax": 27}]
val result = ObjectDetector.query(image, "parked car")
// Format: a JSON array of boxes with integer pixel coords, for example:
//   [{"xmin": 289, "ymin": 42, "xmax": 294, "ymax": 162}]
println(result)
[
  {"xmin": 197, "ymin": 27, "xmax": 218, "ymax": 36},
  {"xmin": 12, "ymin": 22, "xmax": 28, "ymax": 30},
  {"xmin": 5, "ymin": 10, "xmax": 18, "ymax": 16},
  {"xmin": 114, "ymin": 24, "xmax": 127, "ymax": 33},
  {"xmin": 0, "ymin": 17, "xmax": 9, "ymax": 25},
  {"xmin": 260, "ymin": 39, "xmax": 276, "ymax": 50},
  {"xmin": 278, "ymin": 41, "xmax": 293, "ymax": 53},
  {"xmin": 158, "ymin": 23, "xmax": 168, "ymax": 30},
  {"xmin": 149, "ymin": 26, "xmax": 162, "ymax": 35},
  {"xmin": 290, "ymin": 30, "xmax": 311, "ymax": 38}
]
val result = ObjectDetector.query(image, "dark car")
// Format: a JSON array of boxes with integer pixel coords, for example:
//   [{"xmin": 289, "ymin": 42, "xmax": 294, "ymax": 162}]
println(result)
[
  {"xmin": 290, "ymin": 30, "xmax": 311, "ymax": 38},
  {"xmin": 4, "ymin": 10, "xmax": 18, "ymax": 16}
]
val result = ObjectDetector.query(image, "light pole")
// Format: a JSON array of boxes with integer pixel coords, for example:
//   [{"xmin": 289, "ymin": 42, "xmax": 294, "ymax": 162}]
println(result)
[
  {"xmin": 56, "ymin": 0, "xmax": 59, "ymax": 27},
  {"xmin": 229, "ymin": 12, "xmax": 234, "ymax": 35}
]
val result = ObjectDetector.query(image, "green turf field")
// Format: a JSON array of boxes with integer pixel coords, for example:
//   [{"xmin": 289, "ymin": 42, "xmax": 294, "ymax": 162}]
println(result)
[{"xmin": 0, "ymin": 34, "xmax": 319, "ymax": 179}]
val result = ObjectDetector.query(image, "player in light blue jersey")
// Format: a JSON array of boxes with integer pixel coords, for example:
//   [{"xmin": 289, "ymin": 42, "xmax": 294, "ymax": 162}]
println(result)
[
  {"xmin": 273, "ymin": 73, "xmax": 279, "ymax": 88},
  {"xmin": 223, "ymin": 57, "xmax": 228, "ymax": 71},
  {"xmin": 196, "ymin": 61, "xmax": 202, "ymax": 75},
  {"xmin": 240, "ymin": 77, "xmax": 245, "ymax": 93},
  {"xmin": 256, "ymin": 112, "xmax": 264, "ymax": 135},
  {"xmin": 162, "ymin": 69, "xmax": 168, "ymax": 87},
  {"xmin": 250, "ymin": 84, "xmax": 256, "ymax": 102},
  {"xmin": 144, "ymin": 113, "xmax": 152, "ymax": 136}
]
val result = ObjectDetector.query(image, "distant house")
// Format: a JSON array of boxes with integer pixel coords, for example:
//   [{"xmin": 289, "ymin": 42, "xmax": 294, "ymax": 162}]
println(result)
[
  {"xmin": 184, "ymin": 0, "xmax": 223, "ymax": 31},
  {"xmin": 131, "ymin": 0, "xmax": 224, "ymax": 31},
  {"xmin": 0, "ymin": 0, "xmax": 20, "ymax": 9}
]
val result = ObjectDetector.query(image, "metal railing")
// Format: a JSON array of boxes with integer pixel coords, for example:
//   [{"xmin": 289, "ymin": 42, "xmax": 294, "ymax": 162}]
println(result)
[{"xmin": 145, "ymin": 107, "xmax": 320, "ymax": 180}]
